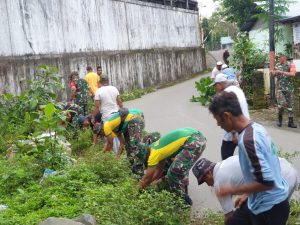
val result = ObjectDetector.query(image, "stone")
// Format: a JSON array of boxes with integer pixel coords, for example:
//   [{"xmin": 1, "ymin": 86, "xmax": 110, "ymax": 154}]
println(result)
[
  {"xmin": 39, "ymin": 218, "xmax": 84, "ymax": 225},
  {"xmin": 73, "ymin": 214, "xmax": 97, "ymax": 225}
]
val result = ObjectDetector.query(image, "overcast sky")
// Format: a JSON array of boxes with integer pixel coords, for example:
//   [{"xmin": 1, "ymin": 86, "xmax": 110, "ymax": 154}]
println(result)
[{"xmin": 198, "ymin": 0, "xmax": 217, "ymax": 18}]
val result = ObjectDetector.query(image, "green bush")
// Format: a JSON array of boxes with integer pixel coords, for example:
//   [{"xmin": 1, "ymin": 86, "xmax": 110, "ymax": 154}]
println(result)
[
  {"xmin": 190, "ymin": 77, "xmax": 216, "ymax": 106},
  {"xmin": 121, "ymin": 88, "xmax": 155, "ymax": 102},
  {"xmin": 0, "ymin": 153, "xmax": 189, "ymax": 225}
]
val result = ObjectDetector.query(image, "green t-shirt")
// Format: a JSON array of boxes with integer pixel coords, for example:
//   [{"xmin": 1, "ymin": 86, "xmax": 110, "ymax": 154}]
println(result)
[
  {"xmin": 103, "ymin": 108, "xmax": 143, "ymax": 137},
  {"xmin": 148, "ymin": 127, "xmax": 199, "ymax": 167}
]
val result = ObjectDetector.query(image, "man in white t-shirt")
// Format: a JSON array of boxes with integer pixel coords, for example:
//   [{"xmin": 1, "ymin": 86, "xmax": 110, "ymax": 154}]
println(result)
[
  {"xmin": 93, "ymin": 74, "xmax": 123, "ymax": 149},
  {"xmin": 192, "ymin": 156, "xmax": 298, "ymax": 224},
  {"xmin": 93, "ymin": 74, "xmax": 123, "ymax": 121},
  {"xmin": 211, "ymin": 73, "xmax": 250, "ymax": 159},
  {"xmin": 211, "ymin": 61, "xmax": 223, "ymax": 80}
]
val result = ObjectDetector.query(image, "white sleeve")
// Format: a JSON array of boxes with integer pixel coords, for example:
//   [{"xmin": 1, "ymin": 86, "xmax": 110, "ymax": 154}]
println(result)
[
  {"xmin": 114, "ymin": 86, "xmax": 120, "ymax": 96},
  {"xmin": 94, "ymin": 89, "xmax": 101, "ymax": 101},
  {"xmin": 215, "ymin": 183, "xmax": 234, "ymax": 214},
  {"xmin": 217, "ymin": 195, "xmax": 234, "ymax": 214}
]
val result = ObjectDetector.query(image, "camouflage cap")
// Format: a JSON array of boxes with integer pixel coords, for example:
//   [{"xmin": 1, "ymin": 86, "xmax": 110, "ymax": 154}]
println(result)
[{"xmin": 101, "ymin": 74, "xmax": 109, "ymax": 82}]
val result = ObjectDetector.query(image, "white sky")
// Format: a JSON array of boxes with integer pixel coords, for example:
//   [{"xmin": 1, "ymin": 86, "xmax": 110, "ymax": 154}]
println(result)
[{"xmin": 198, "ymin": 0, "xmax": 217, "ymax": 18}]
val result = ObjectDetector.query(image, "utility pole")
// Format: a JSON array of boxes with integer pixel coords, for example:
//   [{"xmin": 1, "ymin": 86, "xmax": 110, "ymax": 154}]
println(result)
[{"xmin": 269, "ymin": 0, "xmax": 275, "ymax": 101}]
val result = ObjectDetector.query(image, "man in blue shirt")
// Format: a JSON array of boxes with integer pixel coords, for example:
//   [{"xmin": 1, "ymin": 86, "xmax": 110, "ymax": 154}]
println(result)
[{"xmin": 208, "ymin": 92, "xmax": 289, "ymax": 225}]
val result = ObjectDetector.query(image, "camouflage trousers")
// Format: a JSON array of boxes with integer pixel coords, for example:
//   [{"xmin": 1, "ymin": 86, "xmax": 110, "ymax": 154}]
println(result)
[
  {"xmin": 77, "ymin": 103, "xmax": 88, "ymax": 116},
  {"xmin": 276, "ymin": 90, "xmax": 294, "ymax": 117},
  {"xmin": 167, "ymin": 132, "xmax": 206, "ymax": 196},
  {"xmin": 123, "ymin": 116, "xmax": 145, "ymax": 177}
]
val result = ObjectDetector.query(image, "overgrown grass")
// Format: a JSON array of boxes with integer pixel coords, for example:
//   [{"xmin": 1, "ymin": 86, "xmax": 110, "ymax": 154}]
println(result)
[{"xmin": 121, "ymin": 88, "xmax": 155, "ymax": 102}]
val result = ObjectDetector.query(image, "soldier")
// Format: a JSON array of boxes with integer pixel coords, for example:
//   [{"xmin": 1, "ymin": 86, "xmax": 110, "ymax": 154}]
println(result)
[
  {"xmin": 76, "ymin": 76, "xmax": 89, "ymax": 116},
  {"xmin": 69, "ymin": 71, "xmax": 89, "ymax": 116},
  {"xmin": 57, "ymin": 102, "xmax": 84, "ymax": 129},
  {"xmin": 100, "ymin": 108, "xmax": 145, "ymax": 176},
  {"xmin": 271, "ymin": 53, "xmax": 297, "ymax": 128},
  {"xmin": 138, "ymin": 127, "xmax": 206, "ymax": 205}
]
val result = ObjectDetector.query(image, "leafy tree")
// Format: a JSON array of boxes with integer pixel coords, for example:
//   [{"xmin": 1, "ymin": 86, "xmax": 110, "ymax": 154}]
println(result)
[
  {"xmin": 219, "ymin": 0, "xmax": 293, "ymax": 29},
  {"xmin": 202, "ymin": 12, "xmax": 238, "ymax": 50}
]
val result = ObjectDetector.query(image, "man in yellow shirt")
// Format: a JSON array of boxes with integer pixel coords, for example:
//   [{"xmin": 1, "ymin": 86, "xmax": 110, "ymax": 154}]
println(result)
[
  {"xmin": 84, "ymin": 66, "xmax": 100, "ymax": 98},
  {"xmin": 138, "ymin": 127, "xmax": 206, "ymax": 204}
]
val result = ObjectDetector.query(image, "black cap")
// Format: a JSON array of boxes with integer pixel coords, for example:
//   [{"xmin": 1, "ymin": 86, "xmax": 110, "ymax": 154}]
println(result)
[{"xmin": 192, "ymin": 158, "xmax": 215, "ymax": 185}]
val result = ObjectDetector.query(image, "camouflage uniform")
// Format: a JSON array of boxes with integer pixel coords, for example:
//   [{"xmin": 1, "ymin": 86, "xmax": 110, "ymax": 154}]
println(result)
[
  {"xmin": 75, "ymin": 78, "xmax": 89, "ymax": 116},
  {"xmin": 167, "ymin": 132, "xmax": 206, "ymax": 196},
  {"xmin": 60, "ymin": 102, "xmax": 83, "ymax": 129},
  {"xmin": 275, "ymin": 63, "xmax": 294, "ymax": 117},
  {"xmin": 123, "ymin": 115, "xmax": 145, "ymax": 177}
]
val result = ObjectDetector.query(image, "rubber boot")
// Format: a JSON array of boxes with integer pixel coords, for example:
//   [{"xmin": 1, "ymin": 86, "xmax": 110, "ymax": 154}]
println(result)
[
  {"xmin": 277, "ymin": 110, "xmax": 283, "ymax": 127},
  {"xmin": 288, "ymin": 117, "xmax": 297, "ymax": 128}
]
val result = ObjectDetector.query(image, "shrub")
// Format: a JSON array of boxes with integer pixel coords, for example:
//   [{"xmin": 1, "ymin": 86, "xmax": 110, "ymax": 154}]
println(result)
[{"xmin": 191, "ymin": 77, "xmax": 216, "ymax": 106}]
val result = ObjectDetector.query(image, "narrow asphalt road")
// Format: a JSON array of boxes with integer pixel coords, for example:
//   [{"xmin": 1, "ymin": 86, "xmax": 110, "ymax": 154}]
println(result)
[{"xmin": 124, "ymin": 73, "xmax": 300, "ymax": 217}]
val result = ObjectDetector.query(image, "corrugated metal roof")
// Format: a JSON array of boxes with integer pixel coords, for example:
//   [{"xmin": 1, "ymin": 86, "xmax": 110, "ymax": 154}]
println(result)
[{"xmin": 220, "ymin": 36, "xmax": 234, "ymax": 45}]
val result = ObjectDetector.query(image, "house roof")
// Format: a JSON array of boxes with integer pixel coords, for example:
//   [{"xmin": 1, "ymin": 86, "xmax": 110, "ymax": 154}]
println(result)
[
  {"xmin": 240, "ymin": 0, "xmax": 300, "ymax": 31},
  {"xmin": 220, "ymin": 36, "xmax": 234, "ymax": 45},
  {"xmin": 277, "ymin": 1, "xmax": 300, "ymax": 23}
]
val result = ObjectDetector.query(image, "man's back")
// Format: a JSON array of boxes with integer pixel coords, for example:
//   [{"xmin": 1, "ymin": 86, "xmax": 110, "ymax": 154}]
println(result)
[
  {"xmin": 84, "ymin": 72, "xmax": 99, "ymax": 96},
  {"xmin": 224, "ymin": 85, "xmax": 250, "ymax": 119},
  {"xmin": 214, "ymin": 155, "xmax": 298, "ymax": 214},
  {"xmin": 95, "ymin": 85, "xmax": 120, "ymax": 120}
]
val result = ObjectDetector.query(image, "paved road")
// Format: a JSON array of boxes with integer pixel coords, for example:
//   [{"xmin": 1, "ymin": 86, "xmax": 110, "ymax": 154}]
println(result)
[{"xmin": 124, "ymin": 73, "xmax": 300, "ymax": 217}]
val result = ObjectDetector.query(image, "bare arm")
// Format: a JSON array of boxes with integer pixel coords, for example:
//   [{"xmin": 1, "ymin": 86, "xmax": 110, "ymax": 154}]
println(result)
[
  {"xmin": 217, "ymin": 181, "xmax": 272, "ymax": 197},
  {"xmin": 103, "ymin": 134, "xmax": 114, "ymax": 153},
  {"xmin": 116, "ymin": 95, "xmax": 123, "ymax": 108},
  {"xmin": 271, "ymin": 68, "xmax": 296, "ymax": 77},
  {"xmin": 139, "ymin": 167, "xmax": 160, "ymax": 190},
  {"xmin": 117, "ymin": 134, "xmax": 125, "ymax": 157},
  {"xmin": 93, "ymin": 100, "xmax": 101, "ymax": 120}
]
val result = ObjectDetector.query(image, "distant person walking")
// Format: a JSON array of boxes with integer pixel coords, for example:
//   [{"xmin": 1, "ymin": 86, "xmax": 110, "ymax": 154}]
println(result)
[
  {"xmin": 270, "ymin": 53, "xmax": 297, "ymax": 128},
  {"xmin": 223, "ymin": 49, "xmax": 230, "ymax": 65},
  {"xmin": 84, "ymin": 66, "xmax": 100, "ymax": 99}
]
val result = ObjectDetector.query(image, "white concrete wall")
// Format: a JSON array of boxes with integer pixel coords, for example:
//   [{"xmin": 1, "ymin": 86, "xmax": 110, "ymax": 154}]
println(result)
[
  {"xmin": 0, "ymin": 0, "xmax": 201, "ymax": 56},
  {"xmin": 0, "ymin": 0, "xmax": 203, "ymax": 97}
]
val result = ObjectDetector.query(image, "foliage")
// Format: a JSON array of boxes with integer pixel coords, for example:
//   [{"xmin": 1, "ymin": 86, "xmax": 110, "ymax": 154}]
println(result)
[
  {"xmin": 230, "ymin": 32, "xmax": 267, "ymax": 97},
  {"xmin": 0, "ymin": 152, "xmax": 190, "ymax": 225},
  {"xmin": 0, "ymin": 65, "xmax": 189, "ymax": 225},
  {"xmin": 202, "ymin": 13, "xmax": 238, "ymax": 50},
  {"xmin": 191, "ymin": 77, "xmax": 216, "ymax": 106},
  {"xmin": 219, "ymin": 0, "xmax": 292, "ymax": 29},
  {"xmin": 121, "ymin": 87, "xmax": 155, "ymax": 102}
]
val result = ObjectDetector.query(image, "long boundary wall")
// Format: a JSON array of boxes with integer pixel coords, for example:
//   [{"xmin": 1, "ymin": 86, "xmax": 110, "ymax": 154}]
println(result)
[{"xmin": 0, "ymin": 0, "xmax": 205, "ymax": 98}]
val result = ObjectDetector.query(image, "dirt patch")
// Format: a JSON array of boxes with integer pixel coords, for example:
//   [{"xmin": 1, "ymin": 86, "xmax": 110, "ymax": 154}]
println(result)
[{"xmin": 250, "ymin": 106, "xmax": 300, "ymax": 133}]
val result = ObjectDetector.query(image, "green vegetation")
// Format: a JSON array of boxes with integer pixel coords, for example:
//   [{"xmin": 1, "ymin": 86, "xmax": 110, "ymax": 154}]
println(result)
[
  {"xmin": 121, "ymin": 87, "xmax": 155, "ymax": 102},
  {"xmin": 191, "ymin": 77, "xmax": 216, "ymax": 106},
  {"xmin": 0, "ymin": 66, "xmax": 189, "ymax": 224},
  {"xmin": 230, "ymin": 32, "xmax": 267, "ymax": 98}
]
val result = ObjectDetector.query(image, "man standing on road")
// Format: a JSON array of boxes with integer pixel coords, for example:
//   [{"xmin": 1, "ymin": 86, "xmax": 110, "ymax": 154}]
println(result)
[
  {"xmin": 138, "ymin": 127, "xmax": 206, "ymax": 205},
  {"xmin": 209, "ymin": 92, "xmax": 290, "ymax": 225},
  {"xmin": 211, "ymin": 61, "xmax": 223, "ymax": 80},
  {"xmin": 192, "ymin": 156, "xmax": 298, "ymax": 224},
  {"xmin": 212, "ymin": 73, "xmax": 250, "ymax": 160},
  {"xmin": 84, "ymin": 66, "xmax": 100, "ymax": 99},
  {"xmin": 271, "ymin": 53, "xmax": 297, "ymax": 128},
  {"xmin": 223, "ymin": 49, "xmax": 230, "ymax": 65}
]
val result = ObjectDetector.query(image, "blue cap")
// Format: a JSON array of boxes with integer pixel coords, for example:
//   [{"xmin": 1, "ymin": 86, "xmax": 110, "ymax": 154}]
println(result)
[{"xmin": 77, "ymin": 114, "xmax": 85, "ymax": 128}]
